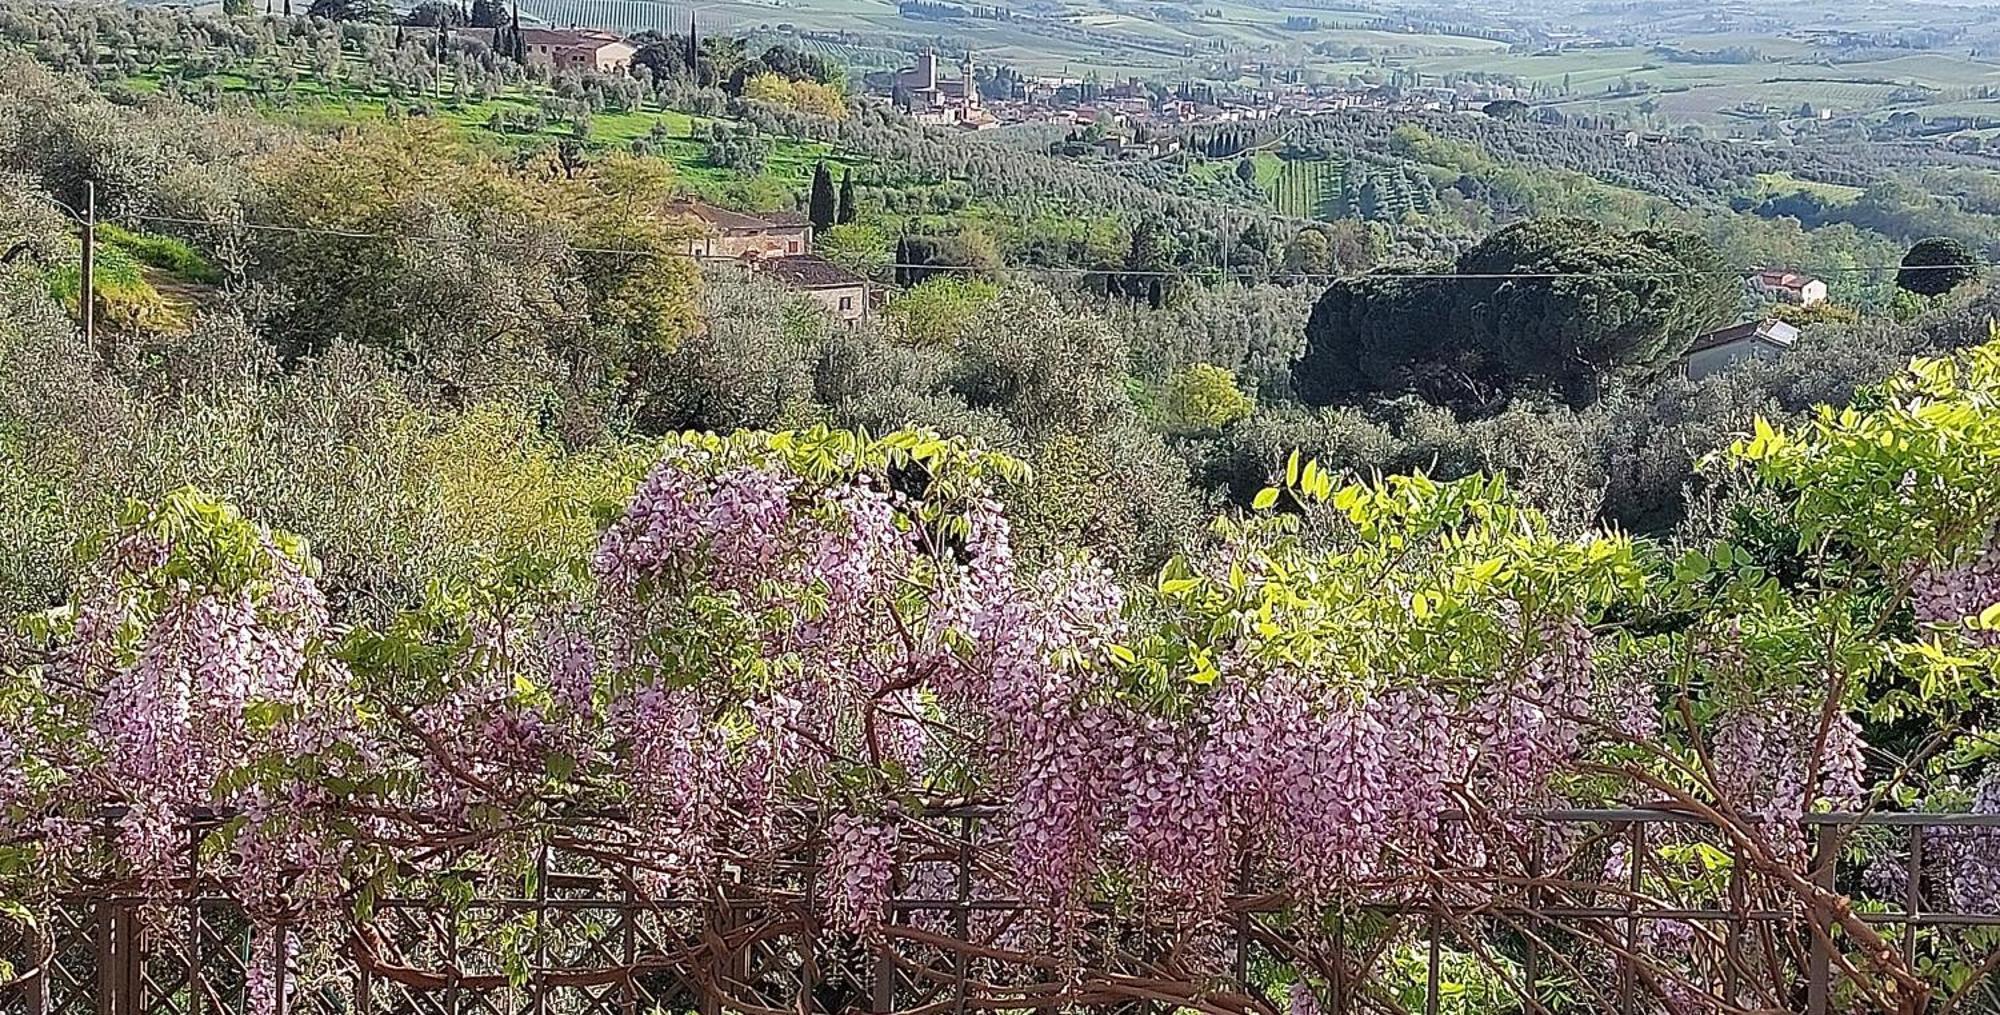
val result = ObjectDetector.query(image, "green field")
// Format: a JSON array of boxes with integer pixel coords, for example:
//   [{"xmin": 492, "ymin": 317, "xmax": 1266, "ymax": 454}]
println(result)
[
  {"xmin": 1390, "ymin": 38, "xmax": 2000, "ymax": 132},
  {"xmin": 1755, "ymin": 171, "xmax": 1866, "ymax": 204},
  {"xmin": 1269, "ymin": 157, "xmax": 1339, "ymax": 219}
]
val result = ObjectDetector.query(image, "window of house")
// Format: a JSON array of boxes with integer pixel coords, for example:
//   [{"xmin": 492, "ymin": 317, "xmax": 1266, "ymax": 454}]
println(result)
[
  {"xmin": 788, "ymin": 241, "xmax": 799, "ymax": 253},
  {"xmin": 839, "ymin": 296, "xmax": 854, "ymax": 311}
]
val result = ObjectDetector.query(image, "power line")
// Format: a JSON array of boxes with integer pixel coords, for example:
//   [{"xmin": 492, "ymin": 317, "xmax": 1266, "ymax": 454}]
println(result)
[{"xmin": 122, "ymin": 212, "xmax": 1983, "ymax": 284}]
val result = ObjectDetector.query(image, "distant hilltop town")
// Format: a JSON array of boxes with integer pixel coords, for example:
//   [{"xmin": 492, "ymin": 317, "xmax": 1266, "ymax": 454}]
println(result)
[{"xmin": 457, "ymin": 17, "xmax": 1995, "ymax": 148}]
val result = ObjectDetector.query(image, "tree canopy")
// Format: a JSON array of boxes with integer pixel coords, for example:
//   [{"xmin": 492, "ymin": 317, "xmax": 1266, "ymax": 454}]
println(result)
[
  {"xmin": 1898, "ymin": 236, "xmax": 1980, "ymax": 297},
  {"xmin": 1293, "ymin": 217, "xmax": 1737, "ymax": 407}
]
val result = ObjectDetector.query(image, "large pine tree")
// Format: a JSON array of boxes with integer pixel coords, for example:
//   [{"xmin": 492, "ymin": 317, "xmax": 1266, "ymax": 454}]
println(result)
[
  {"xmin": 808, "ymin": 162, "xmax": 837, "ymax": 231},
  {"xmin": 835, "ymin": 169, "xmax": 856, "ymax": 225}
]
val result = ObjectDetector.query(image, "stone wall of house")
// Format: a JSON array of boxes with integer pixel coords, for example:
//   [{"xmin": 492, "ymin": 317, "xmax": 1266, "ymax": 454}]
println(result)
[
  {"xmin": 701, "ymin": 227, "xmax": 812, "ymax": 260},
  {"xmin": 798, "ymin": 284, "xmax": 868, "ymax": 324}
]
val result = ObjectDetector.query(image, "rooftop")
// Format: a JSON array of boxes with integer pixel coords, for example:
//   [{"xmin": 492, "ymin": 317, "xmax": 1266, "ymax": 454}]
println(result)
[
  {"xmin": 1754, "ymin": 268, "xmax": 1819, "ymax": 289},
  {"xmin": 519, "ymin": 27, "xmax": 628, "ymax": 49},
  {"xmin": 760, "ymin": 255, "xmax": 863, "ymax": 289},
  {"xmin": 671, "ymin": 200, "xmax": 810, "ymax": 233},
  {"xmin": 1686, "ymin": 319, "xmax": 1799, "ymax": 356}
]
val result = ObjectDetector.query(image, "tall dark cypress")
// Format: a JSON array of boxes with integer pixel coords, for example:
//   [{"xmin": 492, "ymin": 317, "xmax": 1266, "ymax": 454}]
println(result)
[
  {"xmin": 835, "ymin": 168, "xmax": 856, "ymax": 225},
  {"xmin": 687, "ymin": 11, "xmax": 699, "ymax": 81},
  {"xmin": 808, "ymin": 162, "xmax": 836, "ymax": 232},
  {"xmin": 509, "ymin": 0, "xmax": 524, "ymax": 63},
  {"xmin": 894, "ymin": 236, "xmax": 909, "ymax": 287}
]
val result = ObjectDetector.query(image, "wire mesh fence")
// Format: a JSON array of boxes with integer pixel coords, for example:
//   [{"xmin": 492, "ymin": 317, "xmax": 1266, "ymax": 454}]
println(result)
[{"xmin": 7, "ymin": 808, "xmax": 2000, "ymax": 1015}]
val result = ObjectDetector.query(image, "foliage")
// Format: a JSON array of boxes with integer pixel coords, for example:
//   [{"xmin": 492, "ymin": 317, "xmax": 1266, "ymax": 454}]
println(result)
[
  {"xmin": 808, "ymin": 159, "xmax": 836, "ymax": 230},
  {"xmin": 1898, "ymin": 237, "xmax": 1980, "ymax": 298},
  {"xmin": 1156, "ymin": 363, "xmax": 1254, "ymax": 434},
  {"xmin": 1294, "ymin": 218, "xmax": 1738, "ymax": 408},
  {"xmin": 744, "ymin": 72, "xmax": 848, "ymax": 120},
  {"xmin": 44, "ymin": 242, "xmax": 181, "ymax": 335},
  {"xmin": 816, "ymin": 221, "xmax": 892, "ymax": 276},
  {"xmin": 884, "ymin": 274, "xmax": 998, "ymax": 346},
  {"xmin": 96, "ymin": 223, "xmax": 222, "ymax": 285},
  {"xmin": 4, "ymin": 7, "xmax": 2000, "ymax": 995}
]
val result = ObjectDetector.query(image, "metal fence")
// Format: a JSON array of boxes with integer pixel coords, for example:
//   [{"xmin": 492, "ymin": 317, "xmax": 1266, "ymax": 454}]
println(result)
[{"xmin": 7, "ymin": 808, "xmax": 2000, "ymax": 1015}]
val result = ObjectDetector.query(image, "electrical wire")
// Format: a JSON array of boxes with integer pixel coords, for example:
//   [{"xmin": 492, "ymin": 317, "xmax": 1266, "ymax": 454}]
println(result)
[{"xmin": 121, "ymin": 212, "xmax": 1986, "ymax": 284}]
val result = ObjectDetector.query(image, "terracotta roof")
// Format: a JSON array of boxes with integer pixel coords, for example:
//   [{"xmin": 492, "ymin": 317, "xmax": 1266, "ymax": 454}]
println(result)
[
  {"xmin": 760, "ymin": 255, "xmax": 863, "ymax": 289},
  {"xmin": 1753, "ymin": 268, "xmax": 1818, "ymax": 290},
  {"xmin": 519, "ymin": 27, "xmax": 629, "ymax": 50},
  {"xmin": 1685, "ymin": 319, "xmax": 1799, "ymax": 356},
  {"xmin": 671, "ymin": 200, "xmax": 810, "ymax": 233}
]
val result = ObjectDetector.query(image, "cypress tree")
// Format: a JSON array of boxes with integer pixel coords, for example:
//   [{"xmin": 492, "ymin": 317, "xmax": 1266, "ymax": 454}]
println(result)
[
  {"xmin": 686, "ymin": 11, "xmax": 699, "ymax": 82},
  {"xmin": 509, "ymin": 0, "xmax": 524, "ymax": 63},
  {"xmin": 835, "ymin": 168, "xmax": 856, "ymax": 225},
  {"xmin": 808, "ymin": 162, "xmax": 836, "ymax": 231},
  {"xmin": 894, "ymin": 236, "xmax": 909, "ymax": 287}
]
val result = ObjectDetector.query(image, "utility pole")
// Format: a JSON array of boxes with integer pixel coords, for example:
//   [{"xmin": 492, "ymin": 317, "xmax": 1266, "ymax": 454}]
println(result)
[{"xmin": 80, "ymin": 180, "xmax": 95, "ymax": 351}]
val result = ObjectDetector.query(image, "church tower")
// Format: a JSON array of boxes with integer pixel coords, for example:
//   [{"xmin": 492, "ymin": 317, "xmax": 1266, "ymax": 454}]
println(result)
[{"xmin": 962, "ymin": 51, "xmax": 978, "ymax": 108}]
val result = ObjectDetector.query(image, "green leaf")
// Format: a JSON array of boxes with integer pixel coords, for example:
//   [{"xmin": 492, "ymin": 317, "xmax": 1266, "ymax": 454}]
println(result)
[
  {"xmin": 1251, "ymin": 487, "xmax": 1280, "ymax": 511},
  {"xmin": 1978, "ymin": 602, "xmax": 2000, "ymax": 630},
  {"xmin": 1285, "ymin": 449, "xmax": 1301, "ymax": 488}
]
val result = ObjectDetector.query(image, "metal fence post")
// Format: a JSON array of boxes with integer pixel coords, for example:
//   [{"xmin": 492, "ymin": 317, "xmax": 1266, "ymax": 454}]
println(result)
[
  {"xmin": 1524, "ymin": 825, "xmax": 1542, "ymax": 1015},
  {"xmin": 1622, "ymin": 821, "xmax": 1642, "ymax": 1015},
  {"xmin": 620, "ymin": 862, "xmax": 637, "ymax": 1015},
  {"xmin": 187, "ymin": 826, "xmax": 203, "ymax": 1015},
  {"xmin": 93, "ymin": 899, "xmax": 111, "ymax": 1015},
  {"xmin": 1426, "ymin": 825, "xmax": 1441, "ymax": 1015},
  {"xmin": 870, "ymin": 824, "xmax": 899, "ymax": 1015},
  {"xmin": 1904, "ymin": 824, "xmax": 1924, "ymax": 969},
  {"xmin": 1806, "ymin": 822, "xmax": 1839, "ymax": 1015},
  {"xmin": 533, "ymin": 844, "xmax": 550, "ymax": 1015},
  {"xmin": 956, "ymin": 815, "xmax": 973, "ymax": 1015}
]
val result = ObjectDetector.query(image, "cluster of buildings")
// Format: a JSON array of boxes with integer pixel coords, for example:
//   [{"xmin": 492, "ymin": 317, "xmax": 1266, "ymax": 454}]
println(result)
[
  {"xmin": 670, "ymin": 200, "xmax": 871, "ymax": 325},
  {"xmin": 869, "ymin": 49, "xmax": 1540, "ymax": 142},
  {"xmin": 887, "ymin": 49, "xmax": 999, "ymax": 129},
  {"xmin": 1680, "ymin": 268, "xmax": 1828, "ymax": 380},
  {"xmin": 1751, "ymin": 269, "xmax": 1829, "ymax": 307}
]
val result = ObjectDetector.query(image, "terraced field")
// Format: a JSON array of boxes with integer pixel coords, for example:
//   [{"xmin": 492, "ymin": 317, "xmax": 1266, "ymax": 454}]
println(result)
[{"xmin": 1269, "ymin": 157, "xmax": 1340, "ymax": 219}]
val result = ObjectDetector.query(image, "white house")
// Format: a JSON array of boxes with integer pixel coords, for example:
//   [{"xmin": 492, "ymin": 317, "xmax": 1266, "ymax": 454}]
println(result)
[
  {"xmin": 1751, "ymin": 269, "xmax": 1829, "ymax": 307},
  {"xmin": 1683, "ymin": 319, "xmax": 1800, "ymax": 380}
]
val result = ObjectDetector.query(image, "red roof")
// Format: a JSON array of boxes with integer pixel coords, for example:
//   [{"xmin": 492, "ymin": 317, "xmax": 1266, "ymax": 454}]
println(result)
[
  {"xmin": 519, "ymin": 27, "xmax": 628, "ymax": 51},
  {"xmin": 1754, "ymin": 269, "xmax": 1817, "ymax": 290},
  {"xmin": 760, "ymin": 255, "xmax": 863, "ymax": 289},
  {"xmin": 671, "ymin": 200, "xmax": 811, "ymax": 234}
]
